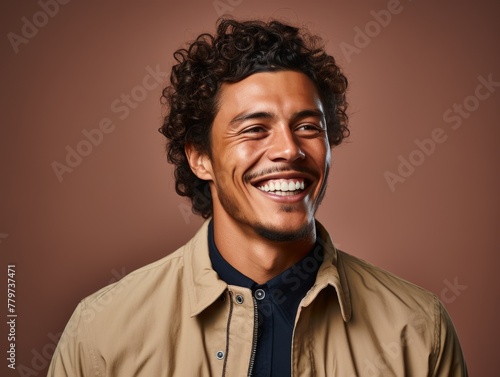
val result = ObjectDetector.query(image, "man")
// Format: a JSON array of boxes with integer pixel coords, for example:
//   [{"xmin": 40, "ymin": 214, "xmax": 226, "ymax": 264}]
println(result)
[{"xmin": 48, "ymin": 19, "xmax": 468, "ymax": 376}]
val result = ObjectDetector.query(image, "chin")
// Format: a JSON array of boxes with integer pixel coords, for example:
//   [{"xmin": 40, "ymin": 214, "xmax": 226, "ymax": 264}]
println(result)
[{"xmin": 253, "ymin": 219, "xmax": 314, "ymax": 242}]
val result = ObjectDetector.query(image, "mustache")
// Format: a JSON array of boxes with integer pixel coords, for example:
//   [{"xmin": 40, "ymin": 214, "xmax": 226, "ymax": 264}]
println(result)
[{"xmin": 243, "ymin": 164, "xmax": 317, "ymax": 183}]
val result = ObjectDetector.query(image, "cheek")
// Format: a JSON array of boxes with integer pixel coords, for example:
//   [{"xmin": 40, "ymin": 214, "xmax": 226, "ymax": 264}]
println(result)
[
  {"xmin": 212, "ymin": 144, "xmax": 260, "ymax": 188},
  {"xmin": 222, "ymin": 143, "xmax": 265, "ymax": 172},
  {"xmin": 236, "ymin": 140, "xmax": 266, "ymax": 158}
]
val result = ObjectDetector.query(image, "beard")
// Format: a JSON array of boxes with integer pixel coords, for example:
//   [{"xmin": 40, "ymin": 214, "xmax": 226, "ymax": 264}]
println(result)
[{"xmin": 253, "ymin": 220, "xmax": 313, "ymax": 242}]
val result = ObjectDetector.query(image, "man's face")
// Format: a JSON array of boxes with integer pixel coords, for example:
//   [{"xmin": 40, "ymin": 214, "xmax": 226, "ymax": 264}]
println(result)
[{"xmin": 201, "ymin": 70, "xmax": 330, "ymax": 241}]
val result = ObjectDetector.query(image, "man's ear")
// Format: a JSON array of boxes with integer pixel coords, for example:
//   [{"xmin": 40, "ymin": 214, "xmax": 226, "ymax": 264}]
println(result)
[{"xmin": 185, "ymin": 144, "xmax": 213, "ymax": 181}]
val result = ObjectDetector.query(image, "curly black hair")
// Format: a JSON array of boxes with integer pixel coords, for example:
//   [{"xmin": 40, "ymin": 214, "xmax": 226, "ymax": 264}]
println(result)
[{"xmin": 160, "ymin": 18, "xmax": 349, "ymax": 218}]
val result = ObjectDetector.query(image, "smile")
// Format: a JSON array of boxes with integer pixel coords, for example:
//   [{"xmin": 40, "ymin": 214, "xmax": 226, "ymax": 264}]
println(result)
[{"xmin": 257, "ymin": 179, "xmax": 306, "ymax": 196}]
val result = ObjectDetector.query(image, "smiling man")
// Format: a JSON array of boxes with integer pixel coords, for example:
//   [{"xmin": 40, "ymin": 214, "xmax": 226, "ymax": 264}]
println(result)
[{"xmin": 48, "ymin": 19, "xmax": 468, "ymax": 376}]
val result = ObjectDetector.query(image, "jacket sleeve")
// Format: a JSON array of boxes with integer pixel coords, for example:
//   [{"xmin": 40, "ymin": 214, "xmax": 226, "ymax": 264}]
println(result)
[
  {"xmin": 430, "ymin": 300, "xmax": 468, "ymax": 377},
  {"xmin": 47, "ymin": 301, "xmax": 96, "ymax": 377}
]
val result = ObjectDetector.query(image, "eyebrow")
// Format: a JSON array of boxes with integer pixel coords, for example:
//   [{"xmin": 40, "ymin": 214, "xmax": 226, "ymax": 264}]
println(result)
[
  {"xmin": 290, "ymin": 109, "xmax": 325, "ymax": 123},
  {"xmin": 228, "ymin": 108, "xmax": 325, "ymax": 128},
  {"xmin": 229, "ymin": 111, "xmax": 275, "ymax": 128}
]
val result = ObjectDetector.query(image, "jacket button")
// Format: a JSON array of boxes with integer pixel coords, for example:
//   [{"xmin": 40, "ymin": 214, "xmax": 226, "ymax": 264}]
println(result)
[
  {"xmin": 235, "ymin": 294, "xmax": 244, "ymax": 304},
  {"xmin": 216, "ymin": 351, "xmax": 224, "ymax": 360},
  {"xmin": 254, "ymin": 289, "xmax": 265, "ymax": 300}
]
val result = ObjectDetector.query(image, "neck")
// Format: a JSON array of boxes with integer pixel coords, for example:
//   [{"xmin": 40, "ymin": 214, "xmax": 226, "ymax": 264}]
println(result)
[{"xmin": 212, "ymin": 217, "xmax": 316, "ymax": 285}]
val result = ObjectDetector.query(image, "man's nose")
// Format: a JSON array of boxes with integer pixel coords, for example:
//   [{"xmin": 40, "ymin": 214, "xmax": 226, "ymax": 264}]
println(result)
[{"xmin": 266, "ymin": 127, "xmax": 306, "ymax": 162}]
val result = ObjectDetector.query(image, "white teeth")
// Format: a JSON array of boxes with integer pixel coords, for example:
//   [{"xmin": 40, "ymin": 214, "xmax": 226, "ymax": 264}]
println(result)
[
  {"xmin": 274, "ymin": 191, "xmax": 298, "ymax": 196},
  {"xmin": 257, "ymin": 180, "xmax": 306, "ymax": 194}
]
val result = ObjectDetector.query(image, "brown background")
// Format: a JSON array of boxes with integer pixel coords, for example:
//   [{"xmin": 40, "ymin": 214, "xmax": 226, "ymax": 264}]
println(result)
[{"xmin": 1, "ymin": 0, "xmax": 499, "ymax": 376}]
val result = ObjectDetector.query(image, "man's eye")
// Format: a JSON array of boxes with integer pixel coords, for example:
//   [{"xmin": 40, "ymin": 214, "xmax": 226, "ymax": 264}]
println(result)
[
  {"xmin": 242, "ymin": 126, "xmax": 265, "ymax": 134},
  {"xmin": 296, "ymin": 124, "xmax": 323, "ymax": 133},
  {"xmin": 298, "ymin": 125, "xmax": 316, "ymax": 130}
]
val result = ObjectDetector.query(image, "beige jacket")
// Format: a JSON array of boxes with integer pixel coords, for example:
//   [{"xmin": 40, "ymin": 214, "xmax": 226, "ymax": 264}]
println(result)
[{"xmin": 47, "ymin": 220, "xmax": 467, "ymax": 376}]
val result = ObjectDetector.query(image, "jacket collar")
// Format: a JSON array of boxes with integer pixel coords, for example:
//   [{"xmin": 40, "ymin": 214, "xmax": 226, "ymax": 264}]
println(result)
[
  {"xmin": 184, "ymin": 220, "xmax": 227, "ymax": 317},
  {"xmin": 184, "ymin": 219, "xmax": 352, "ymax": 322},
  {"xmin": 306, "ymin": 222, "xmax": 352, "ymax": 322}
]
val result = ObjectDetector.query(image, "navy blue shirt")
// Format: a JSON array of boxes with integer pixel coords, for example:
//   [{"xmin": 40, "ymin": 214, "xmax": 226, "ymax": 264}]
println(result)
[{"xmin": 208, "ymin": 221, "xmax": 323, "ymax": 377}]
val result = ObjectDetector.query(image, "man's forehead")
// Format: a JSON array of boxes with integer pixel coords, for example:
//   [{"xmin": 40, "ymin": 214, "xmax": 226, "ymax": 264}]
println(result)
[{"xmin": 216, "ymin": 70, "xmax": 323, "ymax": 117}]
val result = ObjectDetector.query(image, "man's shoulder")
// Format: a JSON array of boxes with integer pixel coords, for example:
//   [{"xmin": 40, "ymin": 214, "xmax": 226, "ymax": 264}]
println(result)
[
  {"xmin": 53, "ymin": 225, "xmax": 214, "ymax": 371},
  {"xmin": 83, "ymin": 243, "xmax": 187, "ymax": 309},
  {"xmin": 337, "ymin": 249, "xmax": 439, "ymax": 313},
  {"xmin": 82, "ymin": 221, "xmax": 212, "ymax": 307}
]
